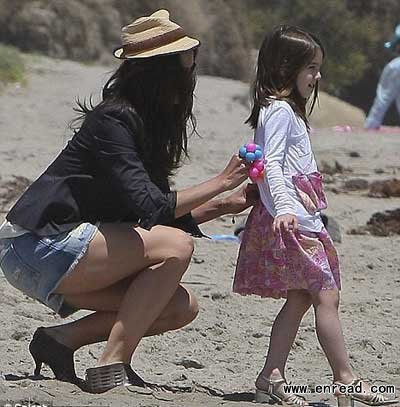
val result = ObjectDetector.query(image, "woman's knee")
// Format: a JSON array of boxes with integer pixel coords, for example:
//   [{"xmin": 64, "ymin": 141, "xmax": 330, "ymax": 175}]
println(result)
[
  {"xmin": 162, "ymin": 228, "xmax": 194, "ymax": 263},
  {"xmin": 178, "ymin": 290, "xmax": 199, "ymax": 327},
  {"xmin": 164, "ymin": 286, "xmax": 199, "ymax": 330}
]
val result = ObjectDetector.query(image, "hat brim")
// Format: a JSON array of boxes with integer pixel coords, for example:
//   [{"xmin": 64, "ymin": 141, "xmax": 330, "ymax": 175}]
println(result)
[{"xmin": 113, "ymin": 36, "xmax": 200, "ymax": 59}]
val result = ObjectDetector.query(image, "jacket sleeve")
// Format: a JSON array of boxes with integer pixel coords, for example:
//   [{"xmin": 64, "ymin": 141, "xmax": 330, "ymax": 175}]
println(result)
[
  {"xmin": 91, "ymin": 110, "xmax": 177, "ymax": 230},
  {"xmin": 167, "ymin": 213, "xmax": 204, "ymax": 237}
]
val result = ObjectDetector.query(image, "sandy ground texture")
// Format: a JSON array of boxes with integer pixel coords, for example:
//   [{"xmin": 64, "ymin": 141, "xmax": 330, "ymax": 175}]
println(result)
[{"xmin": 0, "ymin": 56, "xmax": 400, "ymax": 407}]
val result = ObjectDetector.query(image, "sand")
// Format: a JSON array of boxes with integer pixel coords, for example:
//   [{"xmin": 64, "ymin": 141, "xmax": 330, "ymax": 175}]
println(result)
[{"xmin": 0, "ymin": 55, "xmax": 399, "ymax": 407}]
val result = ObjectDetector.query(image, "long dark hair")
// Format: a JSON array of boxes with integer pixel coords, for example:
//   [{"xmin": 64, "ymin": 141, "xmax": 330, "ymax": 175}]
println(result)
[
  {"xmin": 247, "ymin": 25, "xmax": 325, "ymax": 130},
  {"xmin": 73, "ymin": 52, "xmax": 198, "ymax": 183}
]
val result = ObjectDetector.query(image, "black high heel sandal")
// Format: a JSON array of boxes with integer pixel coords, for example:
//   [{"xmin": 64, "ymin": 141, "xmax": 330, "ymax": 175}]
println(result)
[{"xmin": 29, "ymin": 327, "xmax": 82, "ymax": 385}]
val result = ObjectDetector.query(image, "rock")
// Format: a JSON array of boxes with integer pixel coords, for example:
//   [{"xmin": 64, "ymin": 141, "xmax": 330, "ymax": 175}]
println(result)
[
  {"xmin": 211, "ymin": 292, "xmax": 229, "ymax": 300},
  {"xmin": 347, "ymin": 226, "xmax": 369, "ymax": 235},
  {"xmin": 366, "ymin": 208, "xmax": 400, "ymax": 236},
  {"xmin": 343, "ymin": 178, "xmax": 369, "ymax": 191},
  {"xmin": 175, "ymin": 357, "xmax": 205, "ymax": 370},
  {"xmin": 368, "ymin": 178, "xmax": 400, "ymax": 198},
  {"xmin": 192, "ymin": 256, "xmax": 205, "ymax": 264},
  {"xmin": 10, "ymin": 330, "xmax": 30, "ymax": 341},
  {"xmin": 349, "ymin": 151, "xmax": 361, "ymax": 158},
  {"xmin": 320, "ymin": 160, "xmax": 345, "ymax": 175},
  {"xmin": 321, "ymin": 214, "xmax": 342, "ymax": 242}
]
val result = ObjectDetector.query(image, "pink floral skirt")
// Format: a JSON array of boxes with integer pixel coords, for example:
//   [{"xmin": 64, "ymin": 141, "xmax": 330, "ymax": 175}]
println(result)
[{"xmin": 233, "ymin": 202, "xmax": 341, "ymax": 298}]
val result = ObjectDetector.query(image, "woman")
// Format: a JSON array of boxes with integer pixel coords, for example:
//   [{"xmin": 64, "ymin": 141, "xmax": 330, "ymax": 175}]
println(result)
[{"xmin": 0, "ymin": 9, "xmax": 256, "ymax": 393}]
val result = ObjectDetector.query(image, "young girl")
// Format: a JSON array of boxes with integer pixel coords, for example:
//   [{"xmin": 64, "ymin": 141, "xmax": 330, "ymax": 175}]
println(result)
[{"xmin": 233, "ymin": 26, "xmax": 397, "ymax": 406}]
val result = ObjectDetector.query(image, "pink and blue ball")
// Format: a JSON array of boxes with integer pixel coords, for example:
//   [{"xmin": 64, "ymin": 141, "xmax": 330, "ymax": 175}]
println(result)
[
  {"xmin": 249, "ymin": 167, "xmax": 260, "ymax": 179},
  {"xmin": 239, "ymin": 146, "xmax": 247, "ymax": 158},
  {"xmin": 245, "ymin": 152, "xmax": 256, "ymax": 162},
  {"xmin": 254, "ymin": 160, "xmax": 264, "ymax": 171},
  {"xmin": 254, "ymin": 149, "xmax": 262, "ymax": 160},
  {"xmin": 246, "ymin": 143, "xmax": 257, "ymax": 153}
]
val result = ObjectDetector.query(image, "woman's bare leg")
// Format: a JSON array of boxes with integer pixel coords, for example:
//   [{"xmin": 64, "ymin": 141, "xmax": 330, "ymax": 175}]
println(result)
[
  {"xmin": 257, "ymin": 289, "xmax": 312, "ymax": 387},
  {"xmin": 54, "ymin": 223, "xmax": 195, "ymax": 365},
  {"xmin": 46, "ymin": 284, "xmax": 198, "ymax": 351}
]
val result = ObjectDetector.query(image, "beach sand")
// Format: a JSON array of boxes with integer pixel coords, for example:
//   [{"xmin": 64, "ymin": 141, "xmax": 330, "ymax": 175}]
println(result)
[{"xmin": 0, "ymin": 56, "xmax": 399, "ymax": 407}]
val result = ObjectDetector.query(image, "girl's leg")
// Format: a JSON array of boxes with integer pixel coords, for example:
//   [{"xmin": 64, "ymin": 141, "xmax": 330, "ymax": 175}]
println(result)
[
  {"xmin": 310, "ymin": 289, "xmax": 355, "ymax": 383},
  {"xmin": 312, "ymin": 289, "xmax": 398, "ymax": 404},
  {"xmin": 54, "ymin": 223, "xmax": 195, "ymax": 365},
  {"xmin": 257, "ymin": 289, "xmax": 312, "ymax": 387},
  {"xmin": 44, "ymin": 283, "xmax": 199, "ymax": 351}
]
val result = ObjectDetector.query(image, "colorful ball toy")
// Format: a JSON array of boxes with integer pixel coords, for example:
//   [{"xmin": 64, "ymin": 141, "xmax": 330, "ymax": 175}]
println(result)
[{"xmin": 239, "ymin": 143, "xmax": 264, "ymax": 181}]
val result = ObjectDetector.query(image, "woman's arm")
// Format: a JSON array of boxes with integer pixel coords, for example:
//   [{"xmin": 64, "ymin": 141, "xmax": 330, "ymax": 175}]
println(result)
[
  {"xmin": 175, "ymin": 155, "xmax": 249, "ymax": 218},
  {"xmin": 191, "ymin": 183, "xmax": 259, "ymax": 224}
]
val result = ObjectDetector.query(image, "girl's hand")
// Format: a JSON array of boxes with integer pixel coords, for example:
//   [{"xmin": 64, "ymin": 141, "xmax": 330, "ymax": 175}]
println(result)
[
  {"xmin": 218, "ymin": 154, "xmax": 249, "ymax": 191},
  {"xmin": 223, "ymin": 183, "xmax": 259, "ymax": 214},
  {"xmin": 273, "ymin": 214, "xmax": 298, "ymax": 233}
]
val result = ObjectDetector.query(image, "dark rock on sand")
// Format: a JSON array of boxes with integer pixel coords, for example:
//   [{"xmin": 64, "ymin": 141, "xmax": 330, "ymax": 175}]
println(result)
[
  {"xmin": 320, "ymin": 160, "xmax": 346, "ymax": 175},
  {"xmin": 343, "ymin": 178, "xmax": 369, "ymax": 191},
  {"xmin": 368, "ymin": 179, "xmax": 400, "ymax": 198},
  {"xmin": 321, "ymin": 214, "xmax": 342, "ymax": 243},
  {"xmin": 349, "ymin": 151, "xmax": 361, "ymax": 158},
  {"xmin": 366, "ymin": 208, "xmax": 400, "ymax": 236},
  {"xmin": 175, "ymin": 357, "xmax": 205, "ymax": 370}
]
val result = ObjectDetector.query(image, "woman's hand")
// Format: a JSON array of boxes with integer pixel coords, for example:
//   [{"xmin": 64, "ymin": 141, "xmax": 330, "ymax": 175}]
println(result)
[
  {"xmin": 175, "ymin": 155, "xmax": 249, "ymax": 219},
  {"xmin": 273, "ymin": 213, "xmax": 298, "ymax": 233},
  {"xmin": 218, "ymin": 155, "xmax": 249, "ymax": 191},
  {"xmin": 223, "ymin": 183, "xmax": 259, "ymax": 214}
]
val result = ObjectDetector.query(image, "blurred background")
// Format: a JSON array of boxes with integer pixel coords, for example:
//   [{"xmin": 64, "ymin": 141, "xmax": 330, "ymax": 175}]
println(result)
[{"xmin": 0, "ymin": 0, "xmax": 399, "ymax": 125}]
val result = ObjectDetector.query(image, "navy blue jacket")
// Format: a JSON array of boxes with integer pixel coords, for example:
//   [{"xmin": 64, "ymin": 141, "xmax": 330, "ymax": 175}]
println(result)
[{"xmin": 7, "ymin": 105, "xmax": 203, "ymax": 237}]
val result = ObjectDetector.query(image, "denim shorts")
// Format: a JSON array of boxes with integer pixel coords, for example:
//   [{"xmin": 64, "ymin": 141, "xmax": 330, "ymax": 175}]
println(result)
[{"xmin": 0, "ymin": 222, "xmax": 99, "ymax": 318}]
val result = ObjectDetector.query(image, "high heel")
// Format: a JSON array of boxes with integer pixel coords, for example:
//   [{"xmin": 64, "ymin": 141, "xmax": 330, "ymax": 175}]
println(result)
[
  {"xmin": 255, "ymin": 376, "xmax": 309, "ymax": 406},
  {"xmin": 334, "ymin": 379, "xmax": 398, "ymax": 407},
  {"xmin": 29, "ymin": 327, "xmax": 81, "ymax": 385},
  {"xmin": 33, "ymin": 359, "xmax": 42, "ymax": 376}
]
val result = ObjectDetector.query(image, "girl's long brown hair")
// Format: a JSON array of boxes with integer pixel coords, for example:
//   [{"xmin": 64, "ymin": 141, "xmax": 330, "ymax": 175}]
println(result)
[{"xmin": 247, "ymin": 25, "xmax": 324, "ymax": 130}]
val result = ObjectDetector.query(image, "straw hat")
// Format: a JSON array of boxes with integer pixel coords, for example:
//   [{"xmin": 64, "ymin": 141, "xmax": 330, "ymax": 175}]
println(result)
[{"xmin": 113, "ymin": 9, "xmax": 200, "ymax": 59}]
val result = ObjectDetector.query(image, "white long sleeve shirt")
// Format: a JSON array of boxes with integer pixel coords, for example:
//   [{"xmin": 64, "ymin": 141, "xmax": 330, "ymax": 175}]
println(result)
[
  {"xmin": 364, "ymin": 56, "xmax": 400, "ymax": 129},
  {"xmin": 254, "ymin": 100, "xmax": 324, "ymax": 232}
]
